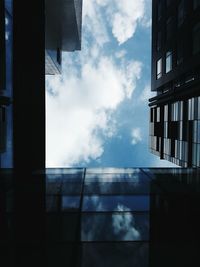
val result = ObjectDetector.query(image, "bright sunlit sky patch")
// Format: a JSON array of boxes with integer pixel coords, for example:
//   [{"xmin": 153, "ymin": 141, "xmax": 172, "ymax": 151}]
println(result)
[{"xmin": 46, "ymin": 0, "xmax": 176, "ymax": 168}]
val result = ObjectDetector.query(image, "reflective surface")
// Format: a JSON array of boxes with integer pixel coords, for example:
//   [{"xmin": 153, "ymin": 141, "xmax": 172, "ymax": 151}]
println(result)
[
  {"xmin": 81, "ymin": 212, "xmax": 149, "ymax": 241},
  {"xmin": 82, "ymin": 195, "xmax": 149, "ymax": 211},
  {"xmin": 1, "ymin": 168, "xmax": 200, "ymax": 266}
]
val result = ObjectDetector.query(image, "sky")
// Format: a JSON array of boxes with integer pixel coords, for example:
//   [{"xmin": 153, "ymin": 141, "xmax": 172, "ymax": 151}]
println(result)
[{"xmin": 46, "ymin": 0, "xmax": 176, "ymax": 168}]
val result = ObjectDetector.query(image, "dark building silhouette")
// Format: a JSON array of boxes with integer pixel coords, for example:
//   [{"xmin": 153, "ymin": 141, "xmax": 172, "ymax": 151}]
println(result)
[
  {"xmin": 0, "ymin": 1, "xmax": 83, "ymax": 266},
  {"xmin": 0, "ymin": 0, "xmax": 83, "ymax": 168},
  {"xmin": 149, "ymin": 0, "xmax": 200, "ymax": 167}
]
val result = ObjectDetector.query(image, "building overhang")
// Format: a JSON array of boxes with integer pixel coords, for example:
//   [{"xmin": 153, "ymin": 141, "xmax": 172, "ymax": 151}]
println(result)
[{"xmin": 45, "ymin": 0, "xmax": 82, "ymax": 52}]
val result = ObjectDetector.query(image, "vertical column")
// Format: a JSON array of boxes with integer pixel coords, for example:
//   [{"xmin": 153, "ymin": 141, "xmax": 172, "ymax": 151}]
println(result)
[{"xmin": 13, "ymin": 1, "xmax": 45, "ymax": 266}]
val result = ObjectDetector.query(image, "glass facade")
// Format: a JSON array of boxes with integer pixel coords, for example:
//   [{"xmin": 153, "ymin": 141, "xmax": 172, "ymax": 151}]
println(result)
[
  {"xmin": 45, "ymin": 50, "xmax": 61, "ymax": 75},
  {"xmin": 2, "ymin": 168, "xmax": 199, "ymax": 266},
  {"xmin": 150, "ymin": 97, "xmax": 200, "ymax": 167},
  {"xmin": 156, "ymin": 58, "xmax": 162, "ymax": 79},
  {"xmin": 150, "ymin": 0, "xmax": 200, "ymax": 168},
  {"xmin": 34, "ymin": 168, "xmax": 198, "ymax": 265}
]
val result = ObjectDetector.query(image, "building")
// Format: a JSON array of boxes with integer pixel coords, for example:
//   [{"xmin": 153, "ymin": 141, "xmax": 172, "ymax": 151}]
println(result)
[
  {"xmin": 1, "ymin": 167, "xmax": 200, "ymax": 266},
  {"xmin": 45, "ymin": 0, "xmax": 83, "ymax": 74},
  {"xmin": 149, "ymin": 0, "xmax": 200, "ymax": 167},
  {"xmin": 0, "ymin": 0, "xmax": 83, "ymax": 169},
  {"xmin": 0, "ymin": 1, "xmax": 82, "ymax": 266}
]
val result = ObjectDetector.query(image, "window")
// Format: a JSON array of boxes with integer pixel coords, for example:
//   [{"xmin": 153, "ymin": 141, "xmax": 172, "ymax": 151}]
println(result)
[
  {"xmin": 193, "ymin": 0, "xmax": 200, "ymax": 9},
  {"xmin": 166, "ymin": 17, "xmax": 173, "ymax": 41},
  {"xmin": 171, "ymin": 102, "xmax": 180, "ymax": 121},
  {"xmin": 156, "ymin": 107, "xmax": 160, "ymax": 122},
  {"xmin": 157, "ymin": 1, "xmax": 162, "ymax": 21},
  {"xmin": 188, "ymin": 98, "xmax": 195, "ymax": 120},
  {"xmin": 193, "ymin": 23, "xmax": 200, "ymax": 55},
  {"xmin": 166, "ymin": 51, "xmax": 172, "ymax": 73},
  {"xmin": 156, "ymin": 58, "xmax": 162, "ymax": 79},
  {"xmin": 166, "ymin": 0, "xmax": 171, "ymax": 7},
  {"xmin": 164, "ymin": 105, "xmax": 168, "ymax": 122},
  {"xmin": 178, "ymin": 0, "xmax": 185, "ymax": 27},
  {"xmin": 198, "ymin": 97, "xmax": 200, "ymax": 119},
  {"xmin": 157, "ymin": 31, "xmax": 161, "ymax": 51},
  {"xmin": 150, "ymin": 108, "xmax": 154, "ymax": 122},
  {"xmin": 177, "ymin": 40, "xmax": 184, "ymax": 65}
]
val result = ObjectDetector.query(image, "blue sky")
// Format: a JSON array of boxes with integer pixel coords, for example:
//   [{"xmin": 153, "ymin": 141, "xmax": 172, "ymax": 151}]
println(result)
[{"xmin": 46, "ymin": 0, "xmax": 176, "ymax": 168}]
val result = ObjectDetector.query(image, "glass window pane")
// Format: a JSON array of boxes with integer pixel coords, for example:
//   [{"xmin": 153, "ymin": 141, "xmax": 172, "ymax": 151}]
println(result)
[
  {"xmin": 45, "ymin": 168, "xmax": 84, "ymax": 175},
  {"xmin": 85, "ymin": 171, "xmax": 150, "ymax": 182},
  {"xmin": 61, "ymin": 182, "xmax": 83, "ymax": 195},
  {"xmin": 82, "ymin": 243, "xmax": 148, "ymax": 267},
  {"xmin": 46, "ymin": 195, "xmax": 59, "ymax": 211},
  {"xmin": 84, "ymin": 181, "xmax": 152, "ymax": 195},
  {"xmin": 166, "ymin": 51, "xmax": 172, "ymax": 73},
  {"xmin": 86, "ymin": 168, "xmax": 141, "ymax": 174},
  {"xmin": 156, "ymin": 58, "xmax": 162, "ymax": 79},
  {"xmin": 81, "ymin": 213, "xmax": 149, "ymax": 241},
  {"xmin": 194, "ymin": 0, "xmax": 200, "ymax": 9},
  {"xmin": 62, "ymin": 196, "xmax": 80, "ymax": 211},
  {"xmin": 47, "ymin": 214, "xmax": 79, "ymax": 242},
  {"xmin": 193, "ymin": 23, "xmax": 200, "ymax": 55},
  {"xmin": 178, "ymin": 0, "xmax": 185, "ymax": 26},
  {"xmin": 82, "ymin": 196, "xmax": 150, "ymax": 212}
]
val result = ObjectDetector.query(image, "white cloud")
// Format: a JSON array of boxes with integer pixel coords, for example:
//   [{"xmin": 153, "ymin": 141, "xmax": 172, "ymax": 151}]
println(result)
[
  {"xmin": 46, "ymin": 55, "xmax": 142, "ymax": 167},
  {"xmin": 112, "ymin": 204, "xmax": 140, "ymax": 241},
  {"xmin": 139, "ymin": 85, "xmax": 155, "ymax": 102},
  {"xmin": 105, "ymin": 0, "xmax": 145, "ymax": 45},
  {"xmin": 82, "ymin": 0, "xmax": 110, "ymax": 47},
  {"xmin": 131, "ymin": 127, "xmax": 142, "ymax": 145},
  {"xmin": 83, "ymin": 0, "xmax": 149, "ymax": 45},
  {"xmin": 141, "ymin": 0, "xmax": 152, "ymax": 28},
  {"xmin": 115, "ymin": 50, "xmax": 127, "ymax": 59}
]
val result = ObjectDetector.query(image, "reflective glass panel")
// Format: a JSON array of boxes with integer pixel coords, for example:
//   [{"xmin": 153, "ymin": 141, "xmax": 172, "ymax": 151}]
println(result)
[
  {"xmin": 82, "ymin": 196, "xmax": 149, "ymax": 212},
  {"xmin": 84, "ymin": 181, "xmax": 152, "ymax": 195},
  {"xmin": 61, "ymin": 182, "xmax": 83, "ymax": 195},
  {"xmin": 82, "ymin": 243, "xmax": 148, "ymax": 267},
  {"xmin": 81, "ymin": 213, "xmax": 149, "ymax": 241},
  {"xmin": 86, "ymin": 168, "xmax": 141, "ymax": 174},
  {"xmin": 62, "ymin": 196, "xmax": 80, "ymax": 211},
  {"xmin": 46, "ymin": 213, "xmax": 79, "ymax": 242}
]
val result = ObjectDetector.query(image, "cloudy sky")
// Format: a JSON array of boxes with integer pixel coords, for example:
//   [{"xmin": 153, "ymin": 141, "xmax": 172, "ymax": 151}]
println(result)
[{"xmin": 46, "ymin": 0, "xmax": 176, "ymax": 168}]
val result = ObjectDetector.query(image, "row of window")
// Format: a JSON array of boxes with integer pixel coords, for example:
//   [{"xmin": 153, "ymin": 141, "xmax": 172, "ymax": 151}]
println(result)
[
  {"xmin": 149, "ymin": 135, "xmax": 160, "ymax": 154},
  {"xmin": 174, "ymin": 139, "xmax": 188, "ymax": 161},
  {"xmin": 151, "ymin": 97, "xmax": 200, "ymax": 126},
  {"xmin": 163, "ymin": 138, "xmax": 188, "ymax": 163},
  {"xmin": 156, "ymin": 22, "xmax": 200, "ymax": 80},
  {"xmin": 157, "ymin": 22, "xmax": 200, "ymax": 54},
  {"xmin": 157, "ymin": 0, "xmax": 200, "ymax": 23},
  {"xmin": 163, "ymin": 154, "xmax": 188, "ymax": 166},
  {"xmin": 150, "ymin": 96, "xmax": 200, "ymax": 166},
  {"xmin": 156, "ymin": 51, "xmax": 172, "ymax": 79},
  {"xmin": 156, "ymin": 17, "xmax": 200, "ymax": 79},
  {"xmin": 151, "ymin": 101, "xmax": 185, "ymax": 123}
]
